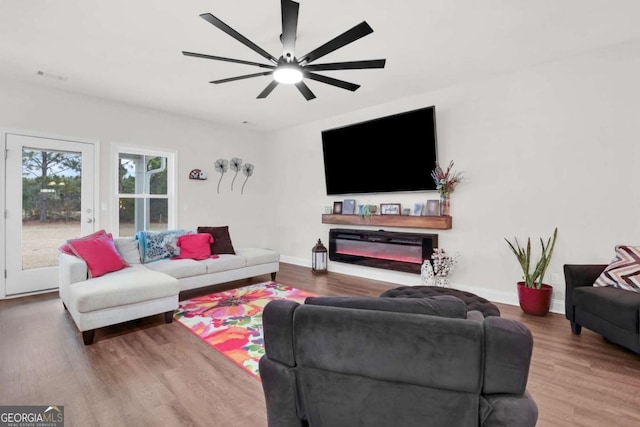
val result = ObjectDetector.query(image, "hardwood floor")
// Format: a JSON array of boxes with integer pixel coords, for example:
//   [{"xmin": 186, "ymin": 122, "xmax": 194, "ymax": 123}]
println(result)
[{"xmin": 1, "ymin": 262, "xmax": 639, "ymax": 426}]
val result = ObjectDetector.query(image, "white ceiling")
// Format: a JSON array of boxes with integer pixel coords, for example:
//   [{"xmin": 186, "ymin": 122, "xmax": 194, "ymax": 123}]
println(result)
[{"xmin": 1, "ymin": 0, "xmax": 640, "ymax": 131}]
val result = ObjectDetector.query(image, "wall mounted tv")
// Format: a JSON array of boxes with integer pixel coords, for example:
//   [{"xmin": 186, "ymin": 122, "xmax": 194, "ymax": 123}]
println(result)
[{"xmin": 321, "ymin": 106, "xmax": 438, "ymax": 195}]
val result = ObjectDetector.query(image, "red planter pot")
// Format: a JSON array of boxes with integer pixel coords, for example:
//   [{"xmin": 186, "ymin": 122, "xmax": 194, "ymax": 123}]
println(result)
[{"xmin": 517, "ymin": 282, "xmax": 553, "ymax": 316}]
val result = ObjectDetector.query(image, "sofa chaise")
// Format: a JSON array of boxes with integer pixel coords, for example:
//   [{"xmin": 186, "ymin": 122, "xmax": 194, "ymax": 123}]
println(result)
[{"xmin": 59, "ymin": 233, "xmax": 279, "ymax": 345}]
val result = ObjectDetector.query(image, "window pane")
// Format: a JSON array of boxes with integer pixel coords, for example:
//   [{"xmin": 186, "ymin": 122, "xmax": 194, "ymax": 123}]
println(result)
[
  {"xmin": 147, "ymin": 156, "xmax": 168, "ymax": 195},
  {"xmin": 118, "ymin": 153, "xmax": 142, "ymax": 195},
  {"xmin": 118, "ymin": 153, "xmax": 167, "ymax": 195},
  {"xmin": 119, "ymin": 197, "xmax": 168, "ymax": 234},
  {"xmin": 22, "ymin": 148, "xmax": 82, "ymax": 269},
  {"xmin": 118, "ymin": 198, "xmax": 136, "ymax": 236},
  {"xmin": 149, "ymin": 198, "xmax": 168, "ymax": 230}
]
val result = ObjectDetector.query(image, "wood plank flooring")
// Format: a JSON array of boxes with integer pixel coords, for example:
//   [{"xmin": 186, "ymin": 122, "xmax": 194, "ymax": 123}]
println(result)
[{"xmin": 1, "ymin": 262, "xmax": 639, "ymax": 426}]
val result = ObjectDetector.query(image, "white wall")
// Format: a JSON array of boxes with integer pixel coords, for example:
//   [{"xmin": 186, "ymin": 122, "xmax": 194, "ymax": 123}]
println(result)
[
  {"xmin": 3, "ymin": 39, "xmax": 639, "ymax": 311},
  {"xmin": 269, "ymin": 39, "xmax": 640, "ymax": 311},
  {"xmin": 0, "ymin": 79, "xmax": 275, "ymax": 251}
]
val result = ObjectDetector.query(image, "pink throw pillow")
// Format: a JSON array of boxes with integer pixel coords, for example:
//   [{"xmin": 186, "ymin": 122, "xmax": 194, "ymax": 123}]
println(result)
[
  {"xmin": 58, "ymin": 229, "xmax": 108, "ymax": 255},
  {"xmin": 174, "ymin": 233, "xmax": 213, "ymax": 260},
  {"xmin": 67, "ymin": 233, "xmax": 129, "ymax": 278}
]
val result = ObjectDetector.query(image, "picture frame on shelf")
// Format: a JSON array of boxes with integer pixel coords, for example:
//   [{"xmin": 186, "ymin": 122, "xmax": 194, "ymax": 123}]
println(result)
[
  {"xmin": 425, "ymin": 200, "xmax": 440, "ymax": 216},
  {"xmin": 342, "ymin": 199, "xmax": 356, "ymax": 215},
  {"xmin": 412, "ymin": 203, "xmax": 424, "ymax": 216},
  {"xmin": 380, "ymin": 203, "xmax": 401, "ymax": 215},
  {"xmin": 402, "ymin": 208, "xmax": 411, "ymax": 216},
  {"xmin": 332, "ymin": 201, "xmax": 343, "ymax": 214}
]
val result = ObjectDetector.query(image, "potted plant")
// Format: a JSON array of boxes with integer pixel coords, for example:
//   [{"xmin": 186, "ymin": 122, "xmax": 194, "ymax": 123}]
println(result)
[{"xmin": 504, "ymin": 227, "xmax": 558, "ymax": 316}]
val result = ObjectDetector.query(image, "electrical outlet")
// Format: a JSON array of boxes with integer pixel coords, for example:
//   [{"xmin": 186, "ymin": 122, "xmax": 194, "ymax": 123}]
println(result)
[{"xmin": 551, "ymin": 273, "xmax": 561, "ymax": 285}]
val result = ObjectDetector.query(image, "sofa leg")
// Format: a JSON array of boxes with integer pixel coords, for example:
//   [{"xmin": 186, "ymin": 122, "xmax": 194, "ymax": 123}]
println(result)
[
  {"xmin": 570, "ymin": 322, "xmax": 582, "ymax": 335},
  {"xmin": 164, "ymin": 311, "xmax": 174, "ymax": 323},
  {"xmin": 271, "ymin": 272, "xmax": 277, "ymax": 281},
  {"xmin": 82, "ymin": 330, "xmax": 95, "ymax": 345}
]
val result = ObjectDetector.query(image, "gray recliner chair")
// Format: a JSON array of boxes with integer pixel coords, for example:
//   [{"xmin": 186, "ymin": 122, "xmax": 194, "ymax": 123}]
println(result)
[{"xmin": 259, "ymin": 296, "xmax": 538, "ymax": 427}]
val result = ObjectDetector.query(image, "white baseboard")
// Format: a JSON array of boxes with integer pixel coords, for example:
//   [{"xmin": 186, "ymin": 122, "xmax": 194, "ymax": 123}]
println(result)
[{"xmin": 279, "ymin": 256, "xmax": 565, "ymax": 315}]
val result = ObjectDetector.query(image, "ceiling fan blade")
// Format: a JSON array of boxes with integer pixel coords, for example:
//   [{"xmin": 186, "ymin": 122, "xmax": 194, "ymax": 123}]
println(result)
[
  {"xmin": 183, "ymin": 51, "xmax": 275, "ymax": 69},
  {"xmin": 305, "ymin": 59, "xmax": 386, "ymax": 71},
  {"xmin": 299, "ymin": 21, "xmax": 373, "ymax": 65},
  {"xmin": 305, "ymin": 72, "xmax": 360, "ymax": 91},
  {"xmin": 257, "ymin": 80, "xmax": 279, "ymax": 98},
  {"xmin": 210, "ymin": 71, "xmax": 273, "ymax": 84},
  {"xmin": 295, "ymin": 81, "xmax": 317, "ymax": 100},
  {"xmin": 280, "ymin": 0, "xmax": 299, "ymax": 60},
  {"xmin": 200, "ymin": 13, "xmax": 278, "ymax": 64}
]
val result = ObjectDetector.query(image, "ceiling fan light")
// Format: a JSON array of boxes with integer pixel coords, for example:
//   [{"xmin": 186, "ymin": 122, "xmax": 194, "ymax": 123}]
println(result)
[{"xmin": 274, "ymin": 65, "xmax": 303, "ymax": 84}]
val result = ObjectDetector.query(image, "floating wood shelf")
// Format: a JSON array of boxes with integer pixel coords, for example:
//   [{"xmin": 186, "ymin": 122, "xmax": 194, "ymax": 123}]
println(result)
[{"xmin": 321, "ymin": 214, "xmax": 452, "ymax": 230}]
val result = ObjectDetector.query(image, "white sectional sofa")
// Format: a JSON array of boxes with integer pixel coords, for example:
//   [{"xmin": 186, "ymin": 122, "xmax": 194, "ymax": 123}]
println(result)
[{"xmin": 59, "ymin": 236, "xmax": 280, "ymax": 345}]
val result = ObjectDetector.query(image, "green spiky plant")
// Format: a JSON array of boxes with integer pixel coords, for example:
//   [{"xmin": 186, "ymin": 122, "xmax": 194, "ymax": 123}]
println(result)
[{"xmin": 504, "ymin": 227, "xmax": 558, "ymax": 289}]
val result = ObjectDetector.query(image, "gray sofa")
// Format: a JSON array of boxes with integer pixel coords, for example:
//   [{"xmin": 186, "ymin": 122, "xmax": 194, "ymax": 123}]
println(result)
[
  {"xmin": 59, "ymin": 236, "xmax": 279, "ymax": 344},
  {"xmin": 564, "ymin": 264, "xmax": 640, "ymax": 354},
  {"xmin": 259, "ymin": 296, "xmax": 538, "ymax": 427}
]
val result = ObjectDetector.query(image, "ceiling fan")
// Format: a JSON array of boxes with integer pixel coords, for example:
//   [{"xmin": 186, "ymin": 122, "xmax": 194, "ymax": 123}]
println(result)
[{"xmin": 182, "ymin": 0, "xmax": 386, "ymax": 100}]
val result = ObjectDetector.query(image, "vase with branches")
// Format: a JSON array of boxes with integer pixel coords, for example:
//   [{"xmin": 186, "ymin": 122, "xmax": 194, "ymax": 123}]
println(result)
[{"xmin": 430, "ymin": 160, "xmax": 464, "ymax": 216}]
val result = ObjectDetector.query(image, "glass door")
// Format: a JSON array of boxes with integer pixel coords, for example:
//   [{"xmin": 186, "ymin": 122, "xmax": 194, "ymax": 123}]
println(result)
[{"xmin": 4, "ymin": 132, "xmax": 95, "ymax": 296}]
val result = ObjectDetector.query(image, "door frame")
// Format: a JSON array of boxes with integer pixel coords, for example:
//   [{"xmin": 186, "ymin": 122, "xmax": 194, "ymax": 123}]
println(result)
[{"xmin": 1, "ymin": 128, "xmax": 100, "ymax": 299}]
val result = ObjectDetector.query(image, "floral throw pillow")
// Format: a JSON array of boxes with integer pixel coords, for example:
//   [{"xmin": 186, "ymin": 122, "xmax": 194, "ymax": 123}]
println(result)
[
  {"xmin": 136, "ymin": 229, "xmax": 193, "ymax": 263},
  {"xmin": 593, "ymin": 245, "xmax": 640, "ymax": 293}
]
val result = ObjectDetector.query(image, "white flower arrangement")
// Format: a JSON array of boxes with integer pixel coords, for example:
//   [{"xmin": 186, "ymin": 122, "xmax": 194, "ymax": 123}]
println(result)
[{"xmin": 431, "ymin": 248, "xmax": 459, "ymax": 277}]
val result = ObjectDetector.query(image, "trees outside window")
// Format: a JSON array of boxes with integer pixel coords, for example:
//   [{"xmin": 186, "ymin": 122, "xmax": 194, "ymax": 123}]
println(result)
[
  {"xmin": 22, "ymin": 149, "xmax": 82, "ymax": 222},
  {"xmin": 116, "ymin": 149, "xmax": 175, "ymax": 236}
]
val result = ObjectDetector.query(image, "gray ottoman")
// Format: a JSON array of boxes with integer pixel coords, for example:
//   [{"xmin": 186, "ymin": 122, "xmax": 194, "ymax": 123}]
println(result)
[{"xmin": 380, "ymin": 286, "xmax": 501, "ymax": 317}]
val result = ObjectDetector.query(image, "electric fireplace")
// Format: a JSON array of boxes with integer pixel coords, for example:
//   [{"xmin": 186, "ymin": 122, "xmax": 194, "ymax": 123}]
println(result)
[{"xmin": 328, "ymin": 228, "xmax": 438, "ymax": 274}]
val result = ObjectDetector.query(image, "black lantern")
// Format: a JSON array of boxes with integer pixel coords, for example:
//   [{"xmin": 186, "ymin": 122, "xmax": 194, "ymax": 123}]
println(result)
[{"xmin": 312, "ymin": 239, "xmax": 328, "ymax": 274}]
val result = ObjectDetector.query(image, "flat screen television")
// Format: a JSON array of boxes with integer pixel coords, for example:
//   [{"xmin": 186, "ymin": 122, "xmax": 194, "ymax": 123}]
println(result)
[{"xmin": 321, "ymin": 106, "xmax": 438, "ymax": 195}]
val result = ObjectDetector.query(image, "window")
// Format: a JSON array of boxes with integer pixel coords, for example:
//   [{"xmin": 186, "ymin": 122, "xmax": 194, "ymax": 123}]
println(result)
[{"xmin": 115, "ymin": 147, "xmax": 176, "ymax": 236}]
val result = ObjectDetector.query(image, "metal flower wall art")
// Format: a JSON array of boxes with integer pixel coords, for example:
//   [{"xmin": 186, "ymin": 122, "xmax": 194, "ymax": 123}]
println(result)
[
  {"xmin": 214, "ymin": 158, "xmax": 255, "ymax": 194},
  {"xmin": 229, "ymin": 157, "xmax": 242, "ymax": 191},
  {"xmin": 241, "ymin": 163, "xmax": 254, "ymax": 195},
  {"xmin": 214, "ymin": 158, "xmax": 229, "ymax": 194}
]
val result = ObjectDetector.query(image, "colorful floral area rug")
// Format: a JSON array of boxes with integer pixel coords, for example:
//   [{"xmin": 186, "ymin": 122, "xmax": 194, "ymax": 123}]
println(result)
[{"xmin": 174, "ymin": 281, "xmax": 318, "ymax": 380}]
